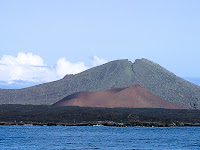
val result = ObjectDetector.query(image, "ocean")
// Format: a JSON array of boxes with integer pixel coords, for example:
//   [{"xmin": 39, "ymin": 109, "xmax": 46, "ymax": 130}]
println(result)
[{"xmin": 0, "ymin": 125, "xmax": 200, "ymax": 149}]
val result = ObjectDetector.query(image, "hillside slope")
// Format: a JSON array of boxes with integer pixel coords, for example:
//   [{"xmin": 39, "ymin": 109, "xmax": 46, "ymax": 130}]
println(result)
[
  {"xmin": 132, "ymin": 59, "xmax": 200, "ymax": 108},
  {"xmin": 0, "ymin": 58, "xmax": 200, "ymax": 108},
  {"xmin": 53, "ymin": 84, "xmax": 185, "ymax": 109},
  {"xmin": 0, "ymin": 59, "xmax": 135, "ymax": 105}
]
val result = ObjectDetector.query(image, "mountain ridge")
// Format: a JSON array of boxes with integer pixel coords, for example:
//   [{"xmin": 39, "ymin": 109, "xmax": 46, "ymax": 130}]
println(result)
[{"xmin": 0, "ymin": 58, "xmax": 199, "ymax": 109}]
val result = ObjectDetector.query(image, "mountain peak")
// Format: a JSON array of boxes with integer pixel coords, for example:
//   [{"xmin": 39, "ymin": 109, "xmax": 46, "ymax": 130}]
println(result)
[{"xmin": 0, "ymin": 58, "xmax": 199, "ymax": 109}]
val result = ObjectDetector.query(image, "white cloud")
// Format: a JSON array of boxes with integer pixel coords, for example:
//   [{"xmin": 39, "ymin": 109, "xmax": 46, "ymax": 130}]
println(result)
[
  {"xmin": 0, "ymin": 52, "xmax": 57, "ymax": 83},
  {"xmin": 0, "ymin": 52, "xmax": 45, "ymax": 66},
  {"xmin": 92, "ymin": 56, "xmax": 107, "ymax": 67},
  {"xmin": 56, "ymin": 57, "xmax": 88, "ymax": 78},
  {"xmin": 0, "ymin": 52, "xmax": 107, "ymax": 85}
]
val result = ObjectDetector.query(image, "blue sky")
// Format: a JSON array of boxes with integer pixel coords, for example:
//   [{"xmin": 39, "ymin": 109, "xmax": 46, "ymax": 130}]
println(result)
[{"xmin": 0, "ymin": 0, "xmax": 200, "ymax": 87}]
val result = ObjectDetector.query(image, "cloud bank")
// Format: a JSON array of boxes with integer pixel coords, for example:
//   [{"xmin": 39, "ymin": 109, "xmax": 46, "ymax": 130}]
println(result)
[{"xmin": 0, "ymin": 53, "xmax": 107, "ymax": 84}]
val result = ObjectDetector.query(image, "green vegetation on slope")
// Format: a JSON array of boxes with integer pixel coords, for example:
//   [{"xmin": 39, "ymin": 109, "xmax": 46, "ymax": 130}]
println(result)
[
  {"xmin": 125, "ymin": 62, "xmax": 133, "ymax": 77},
  {"xmin": 132, "ymin": 59, "xmax": 200, "ymax": 108},
  {"xmin": 0, "ymin": 59, "xmax": 136, "ymax": 105},
  {"xmin": 0, "ymin": 58, "xmax": 199, "ymax": 109}
]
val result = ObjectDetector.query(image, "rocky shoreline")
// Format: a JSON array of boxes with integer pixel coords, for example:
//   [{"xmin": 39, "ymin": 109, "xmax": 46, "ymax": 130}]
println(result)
[
  {"xmin": 1, "ymin": 105, "xmax": 200, "ymax": 127},
  {"xmin": 1, "ymin": 121, "xmax": 200, "ymax": 127}
]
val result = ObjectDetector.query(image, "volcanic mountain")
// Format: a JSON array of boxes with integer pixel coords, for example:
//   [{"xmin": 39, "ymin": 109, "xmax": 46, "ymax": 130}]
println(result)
[
  {"xmin": 0, "ymin": 58, "xmax": 200, "ymax": 109},
  {"xmin": 53, "ymin": 84, "xmax": 185, "ymax": 109}
]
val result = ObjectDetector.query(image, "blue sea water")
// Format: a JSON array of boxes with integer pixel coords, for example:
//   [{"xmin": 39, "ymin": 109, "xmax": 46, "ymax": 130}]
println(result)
[{"xmin": 0, "ymin": 126, "xmax": 200, "ymax": 150}]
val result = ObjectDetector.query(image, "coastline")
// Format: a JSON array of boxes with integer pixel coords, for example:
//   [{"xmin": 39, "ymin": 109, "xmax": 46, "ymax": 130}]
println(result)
[
  {"xmin": 1, "ymin": 105, "xmax": 200, "ymax": 127},
  {"xmin": 1, "ymin": 121, "xmax": 200, "ymax": 127}
]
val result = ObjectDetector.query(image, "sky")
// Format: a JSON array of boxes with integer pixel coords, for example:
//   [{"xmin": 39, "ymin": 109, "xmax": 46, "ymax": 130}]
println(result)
[{"xmin": 0, "ymin": 0, "xmax": 200, "ymax": 87}]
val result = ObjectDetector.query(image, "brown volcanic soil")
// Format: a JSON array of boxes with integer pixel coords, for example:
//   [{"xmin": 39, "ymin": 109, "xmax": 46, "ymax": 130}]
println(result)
[{"xmin": 53, "ymin": 84, "xmax": 186, "ymax": 109}]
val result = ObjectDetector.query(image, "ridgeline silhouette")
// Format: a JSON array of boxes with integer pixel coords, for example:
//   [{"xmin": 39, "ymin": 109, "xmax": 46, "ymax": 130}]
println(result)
[{"xmin": 0, "ymin": 58, "xmax": 199, "ymax": 109}]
